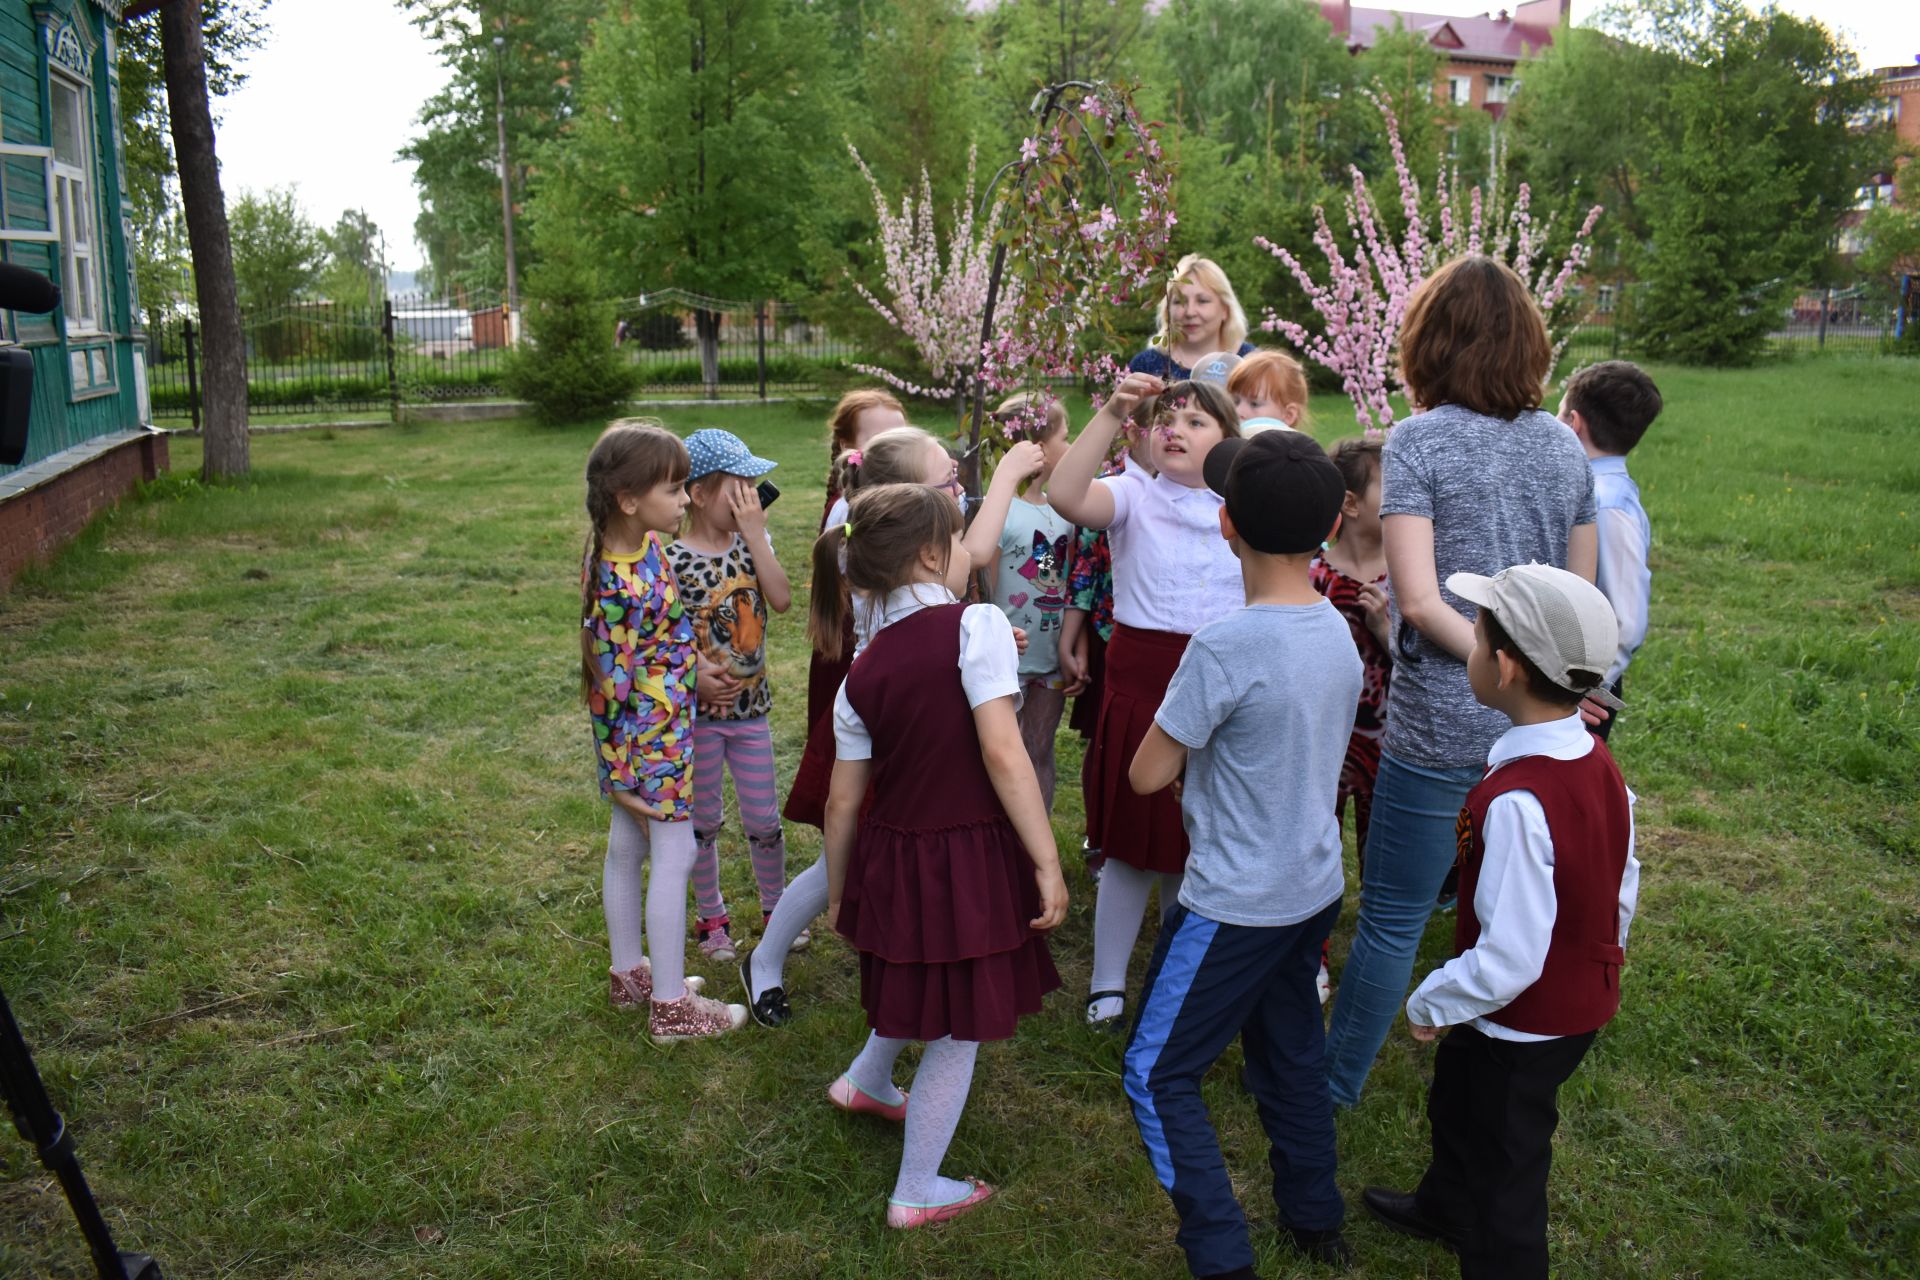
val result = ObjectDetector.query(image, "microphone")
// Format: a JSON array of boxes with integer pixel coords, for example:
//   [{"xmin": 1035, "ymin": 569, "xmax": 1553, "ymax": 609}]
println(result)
[{"xmin": 0, "ymin": 263, "xmax": 60, "ymax": 314}]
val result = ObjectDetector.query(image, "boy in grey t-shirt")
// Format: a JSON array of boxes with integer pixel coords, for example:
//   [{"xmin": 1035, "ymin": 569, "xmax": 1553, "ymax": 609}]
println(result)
[{"xmin": 1120, "ymin": 431, "xmax": 1362, "ymax": 1277}]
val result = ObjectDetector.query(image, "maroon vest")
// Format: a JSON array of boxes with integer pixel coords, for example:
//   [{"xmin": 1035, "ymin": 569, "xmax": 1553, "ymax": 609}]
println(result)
[
  {"xmin": 845, "ymin": 604, "xmax": 1007, "ymax": 830},
  {"xmin": 1453, "ymin": 742, "xmax": 1631, "ymax": 1036}
]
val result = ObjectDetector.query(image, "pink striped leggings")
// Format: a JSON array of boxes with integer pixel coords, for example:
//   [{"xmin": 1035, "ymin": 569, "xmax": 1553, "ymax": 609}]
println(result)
[{"xmin": 691, "ymin": 715, "xmax": 788, "ymax": 924}]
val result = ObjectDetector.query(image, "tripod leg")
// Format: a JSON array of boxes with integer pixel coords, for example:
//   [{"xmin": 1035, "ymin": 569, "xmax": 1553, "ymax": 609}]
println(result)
[{"xmin": 1, "ymin": 987, "xmax": 162, "ymax": 1280}]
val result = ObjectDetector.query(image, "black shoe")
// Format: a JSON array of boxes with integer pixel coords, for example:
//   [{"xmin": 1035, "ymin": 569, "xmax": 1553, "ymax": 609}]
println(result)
[
  {"xmin": 1281, "ymin": 1225, "xmax": 1355, "ymax": 1267},
  {"xmin": 1361, "ymin": 1187, "xmax": 1458, "ymax": 1250},
  {"xmin": 1086, "ymin": 990, "xmax": 1127, "ymax": 1033},
  {"xmin": 738, "ymin": 952, "xmax": 791, "ymax": 1028}
]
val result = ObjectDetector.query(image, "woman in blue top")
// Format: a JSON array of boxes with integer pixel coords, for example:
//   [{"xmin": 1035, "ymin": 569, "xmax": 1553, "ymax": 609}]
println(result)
[{"xmin": 1126, "ymin": 254, "xmax": 1257, "ymax": 381}]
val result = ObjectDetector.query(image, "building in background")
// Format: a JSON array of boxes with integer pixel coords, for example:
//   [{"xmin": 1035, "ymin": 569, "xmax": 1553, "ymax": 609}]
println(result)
[
  {"xmin": 1318, "ymin": 1, "xmax": 1569, "ymax": 119},
  {"xmin": 0, "ymin": 0, "xmax": 165, "ymax": 589}
]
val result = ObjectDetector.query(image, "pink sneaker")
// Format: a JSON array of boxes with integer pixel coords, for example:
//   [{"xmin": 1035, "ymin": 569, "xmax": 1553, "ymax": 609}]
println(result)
[
  {"xmin": 609, "ymin": 963, "xmax": 702, "ymax": 1008},
  {"xmin": 649, "ymin": 989, "xmax": 748, "ymax": 1042},
  {"xmin": 886, "ymin": 1179, "xmax": 995, "ymax": 1230},
  {"xmin": 826, "ymin": 1073, "xmax": 909, "ymax": 1122},
  {"xmin": 698, "ymin": 916, "xmax": 738, "ymax": 964}
]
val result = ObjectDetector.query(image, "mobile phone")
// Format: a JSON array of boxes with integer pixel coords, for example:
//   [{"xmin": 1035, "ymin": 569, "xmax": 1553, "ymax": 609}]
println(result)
[{"xmin": 756, "ymin": 479, "xmax": 780, "ymax": 510}]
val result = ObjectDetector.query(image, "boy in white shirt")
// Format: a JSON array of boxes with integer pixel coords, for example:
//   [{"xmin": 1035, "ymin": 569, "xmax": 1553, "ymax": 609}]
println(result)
[
  {"xmin": 1557, "ymin": 361, "xmax": 1663, "ymax": 740},
  {"xmin": 1364, "ymin": 563, "xmax": 1641, "ymax": 1280}
]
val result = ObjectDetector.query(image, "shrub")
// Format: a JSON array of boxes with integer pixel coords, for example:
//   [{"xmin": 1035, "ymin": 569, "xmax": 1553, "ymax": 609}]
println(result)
[{"xmin": 502, "ymin": 245, "xmax": 640, "ymax": 425}]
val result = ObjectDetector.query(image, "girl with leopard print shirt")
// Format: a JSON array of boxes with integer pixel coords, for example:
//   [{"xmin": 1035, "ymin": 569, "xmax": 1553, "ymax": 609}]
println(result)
[{"xmin": 667, "ymin": 429, "xmax": 796, "ymax": 966}]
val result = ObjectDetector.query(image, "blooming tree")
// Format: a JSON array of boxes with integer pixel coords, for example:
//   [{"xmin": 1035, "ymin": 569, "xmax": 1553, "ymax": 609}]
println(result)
[
  {"xmin": 849, "ymin": 145, "xmax": 1017, "ymax": 404},
  {"xmin": 850, "ymin": 81, "xmax": 1177, "ymax": 477},
  {"xmin": 1256, "ymin": 91, "xmax": 1603, "ymax": 432}
]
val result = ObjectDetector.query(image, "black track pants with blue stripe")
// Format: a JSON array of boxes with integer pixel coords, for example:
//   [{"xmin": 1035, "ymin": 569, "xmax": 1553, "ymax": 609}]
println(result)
[{"xmin": 1121, "ymin": 899, "xmax": 1345, "ymax": 1278}]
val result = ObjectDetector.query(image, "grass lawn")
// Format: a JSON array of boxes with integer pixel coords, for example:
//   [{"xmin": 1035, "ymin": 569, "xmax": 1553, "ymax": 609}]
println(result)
[{"xmin": 2, "ymin": 358, "xmax": 1916, "ymax": 1278}]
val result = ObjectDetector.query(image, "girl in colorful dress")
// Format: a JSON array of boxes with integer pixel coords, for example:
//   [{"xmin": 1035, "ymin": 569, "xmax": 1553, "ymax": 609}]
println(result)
[
  {"xmin": 1125, "ymin": 255, "xmax": 1256, "ymax": 382},
  {"xmin": 814, "ymin": 482, "xmax": 1067, "ymax": 1229},
  {"xmin": 1050, "ymin": 374, "xmax": 1245, "ymax": 1026},
  {"xmin": 747, "ymin": 428, "xmax": 1044, "ymax": 1026},
  {"xmin": 667, "ymin": 429, "xmax": 794, "ymax": 966},
  {"xmin": 582, "ymin": 420, "xmax": 748, "ymax": 1042},
  {"xmin": 1308, "ymin": 437, "xmax": 1391, "ymax": 1003},
  {"xmin": 985, "ymin": 393, "xmax": 1076, "ymax": 810}
]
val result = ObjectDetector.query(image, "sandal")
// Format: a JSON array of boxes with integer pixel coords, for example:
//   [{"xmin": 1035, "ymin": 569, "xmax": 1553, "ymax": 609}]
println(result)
[
  {"xmin": 1086, "ymin": 989, "xmax": 1128, "ymax": 1029},
  {"xmin": 886, "ymin": 1179, "xmax": 995, "ymax": 1230}
]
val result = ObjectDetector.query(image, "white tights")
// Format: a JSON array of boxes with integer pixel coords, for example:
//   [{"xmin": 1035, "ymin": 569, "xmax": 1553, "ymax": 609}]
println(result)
[
  {"xmin": 1087, "ymin": 860, "xmax": 1184, "ymax": 1020},
  {"xmin": 747, "ymin": 855, "xmax": 828, "ymax": 1000},
  {"xmin": 603, "ymin": 806, "xmax": 698, "ymax": 1002},
  {"xmin": 843, "ymin": 1032, "xmax": 982, "ymax": 1208}
]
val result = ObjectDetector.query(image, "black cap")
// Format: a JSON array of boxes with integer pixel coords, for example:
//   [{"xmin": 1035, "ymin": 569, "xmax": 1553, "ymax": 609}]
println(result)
[{"xmin": 1202, "ymin": 431, "xmax": 1346, "ymax": 555}]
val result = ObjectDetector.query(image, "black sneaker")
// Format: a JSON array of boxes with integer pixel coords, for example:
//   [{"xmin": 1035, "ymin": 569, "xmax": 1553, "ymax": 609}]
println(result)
[
  {"xmin": 1280, "ymin": 1225, "xmax": 1355, "ymax": 1267},
  {"xmin": 738, "ymin": 952, "xmax": 791, "ymax": 1028}
]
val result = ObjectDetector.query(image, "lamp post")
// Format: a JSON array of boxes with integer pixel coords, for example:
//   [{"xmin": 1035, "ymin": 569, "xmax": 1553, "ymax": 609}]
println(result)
[{"xmin": 492, "ymin": 34, "xmax": 519, "ymax": 335}]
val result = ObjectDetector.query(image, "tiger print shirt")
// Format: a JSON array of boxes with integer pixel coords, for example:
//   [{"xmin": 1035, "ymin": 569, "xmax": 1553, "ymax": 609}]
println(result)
[{"xmin": 665, "ymin": 533, "xmax": 776, "ymax": 721}]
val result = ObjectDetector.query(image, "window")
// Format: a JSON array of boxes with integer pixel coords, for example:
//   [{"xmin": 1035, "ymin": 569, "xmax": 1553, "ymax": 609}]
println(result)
[
  {"xmin": 1485, "ymin": 75, "xmax": 1514, "ymax": 105},
  {"xmin": 49, "ymin": 73, "xmax": 101, "ymax": 335},
  {"xmin": 1448, "ymin": 76, "xmax": 1473, "ymax": 106}
]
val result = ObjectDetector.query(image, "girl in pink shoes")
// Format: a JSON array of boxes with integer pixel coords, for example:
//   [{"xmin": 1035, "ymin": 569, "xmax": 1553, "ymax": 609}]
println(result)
[
  {"xmin": 581, "ymin": 420, "xmax": 748, "ymax": 1043},
  {"xmin": 1049, "ymin": 374, "xmax": 1245, "ymax": 1027},
  {"xmin": 814, "ymin": 482, "xmax": 1068, "ymax": 1229}
]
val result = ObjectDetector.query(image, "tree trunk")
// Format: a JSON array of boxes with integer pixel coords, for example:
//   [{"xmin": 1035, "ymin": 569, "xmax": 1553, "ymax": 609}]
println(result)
[
  {"xmin": 694, "ymin": 308, "xmax": 720, "ymax": 399},
  {"xmin": 159, "ymin": 1, "xmax": 248, "ymax": 480}
]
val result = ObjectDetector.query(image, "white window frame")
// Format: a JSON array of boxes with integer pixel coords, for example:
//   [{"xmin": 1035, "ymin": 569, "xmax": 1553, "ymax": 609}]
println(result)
[
  {"xmin": 1448, "ymin": 75, "xmax": 1473, "ymax": 106},
  {"xmin": 48, "ymin": 69, "xmax": 103, "ymax": 337},
  {"xmin": 1485, "ymin": 74, "xmax": 1514, "ymax": 106}
]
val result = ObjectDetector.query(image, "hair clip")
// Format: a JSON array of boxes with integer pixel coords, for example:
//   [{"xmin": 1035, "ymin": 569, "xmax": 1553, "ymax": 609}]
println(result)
[{"xmin": 847, "ymin": 450, "xmax": 863, "ymax": 468}]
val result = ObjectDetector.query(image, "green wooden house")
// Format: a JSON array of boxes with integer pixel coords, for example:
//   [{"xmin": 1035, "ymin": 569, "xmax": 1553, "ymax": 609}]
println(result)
[{"xmin": 0, "ymin": 0, "xmax": 164, "ymax": 587}]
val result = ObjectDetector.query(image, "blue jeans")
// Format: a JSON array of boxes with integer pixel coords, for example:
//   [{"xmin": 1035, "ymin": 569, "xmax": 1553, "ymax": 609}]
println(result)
[{"xmin": 1323, "ymin": 750, "xmax": 1482, "ymax": 1108}]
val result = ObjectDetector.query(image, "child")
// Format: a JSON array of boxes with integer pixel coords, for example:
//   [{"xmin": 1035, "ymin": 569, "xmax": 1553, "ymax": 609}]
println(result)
[
  {"xmin": 748, "ymin": 429, "xmax": 1044, "ymax": 1027},
  {"xmin": 1226, "ymin": 348, "xmax": 1311, "ymax": 427},
  {"xmin": 1557, "ymin": 361, "xmax": 1663, "ymax": 740},
  {"xmin": 819, "ymin": 388, "xmax": 909, "ymax": 524},
  {"xmin": 987, "ymin": 393, "xmax": 1077, "ymax": 809},
  {"xmin": 816, "ymin": 483, "xmax": 1067, "ymax": 1229},
  {"xmin": 1061, "ymin": 395, "xmax": 1161, "ymax": 886},
  {"xmin": 1364, "ymin": 562, "xmax": 1639, "ymax": 1280},
  {"xmin": 581, "ymin": 420, "xmax": 747, "ymax": 1042},
  {"xmin": 1309, "ymin": 437, "xmax": 1391, "ymax": 1003},
  {"xmin": 1122, "ymin": 430, "xmax": 1360, "ymax": 1276},
  {"xmin": 1311, "ymin": 438, "xmax": 1392, "ymax": 869},
  {"xmin": 1050, "ymin": 374, "xmax": 1245, "ymax": 1026},
  {"xmin": 668, "ymin": 429, "xmax": 794, "ymax": 965}
]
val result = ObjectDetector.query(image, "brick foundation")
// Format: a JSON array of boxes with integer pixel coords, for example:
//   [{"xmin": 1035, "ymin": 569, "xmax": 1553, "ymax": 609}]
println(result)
[{"xmin": 0, "ymin": 431, "xmax": 168, "ymax": 590}]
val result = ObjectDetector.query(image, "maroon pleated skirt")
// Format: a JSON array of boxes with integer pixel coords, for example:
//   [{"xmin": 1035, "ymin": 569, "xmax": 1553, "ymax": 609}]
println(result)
[
  {"xmin": 1086, "ymin": 624, "xmax": 1191, "ymax": 874},
  {"xmin": 837, "ymin": 816, "xmax": 1061, "ymax": 1042},
  {"xmin": 782, "ymin": 628, "xmax": 855, "ymax": 831}
]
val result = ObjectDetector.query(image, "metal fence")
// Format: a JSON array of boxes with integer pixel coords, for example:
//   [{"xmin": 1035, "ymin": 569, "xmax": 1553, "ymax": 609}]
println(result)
[
  {"xmin": 1557, "ymin": 282, "xmax": 1905, "ymax": 368},
  {"xmin": 143, "ymin": 289, "xmax": 868, "ymax": 423}
]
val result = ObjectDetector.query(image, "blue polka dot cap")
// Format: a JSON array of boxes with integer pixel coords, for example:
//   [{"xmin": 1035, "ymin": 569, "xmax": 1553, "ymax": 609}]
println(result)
[{"xmin": 685, "ymin": 428, "xmax": 778, "ymax": 482}]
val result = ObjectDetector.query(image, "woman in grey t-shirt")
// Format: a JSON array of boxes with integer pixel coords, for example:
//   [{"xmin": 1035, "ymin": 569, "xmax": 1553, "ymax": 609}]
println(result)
[{"xmin": 1323, "ymin": 257, "xmax": 1597, "ymax": 1107}]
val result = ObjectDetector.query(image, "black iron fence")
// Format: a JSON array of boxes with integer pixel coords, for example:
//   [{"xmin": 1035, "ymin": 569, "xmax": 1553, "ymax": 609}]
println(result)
[
  {"xmin": 1557, "ymin": 282, "xmax": 1906, "ymax": 369},
  {"xmin": 143, "ymin": 290, "xmax": 869, "ymax": 423}
]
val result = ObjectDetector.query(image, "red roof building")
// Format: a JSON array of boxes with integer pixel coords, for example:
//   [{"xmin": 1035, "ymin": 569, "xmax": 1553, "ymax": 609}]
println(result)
[{"xmin": 1319, "ymin": 1, "xmax": 1570, "ymax": 120}]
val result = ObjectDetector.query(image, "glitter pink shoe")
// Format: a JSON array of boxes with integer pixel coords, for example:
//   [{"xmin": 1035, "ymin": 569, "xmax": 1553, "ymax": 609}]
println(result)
[
  {"xmin": 885, "ymin": 1179, "xmax": 996, "ymax": 1230},
  {"xmin": 609, "ymin": 962, "xmax": 702, "ymax": 1008},
  {"xmin": 826, "ymin": 1073, "xmax": 909, "ymax": 1122},
  {"xmin": 648, "ymin": 989, "xmax": 748, "ymax": 1042}
]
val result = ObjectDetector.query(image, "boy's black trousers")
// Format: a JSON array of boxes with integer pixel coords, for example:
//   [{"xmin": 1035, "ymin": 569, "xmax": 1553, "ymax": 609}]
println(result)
[{"xmin": 1413, "ymin": 1023, "xmax": 1597, "ymax": 1280}]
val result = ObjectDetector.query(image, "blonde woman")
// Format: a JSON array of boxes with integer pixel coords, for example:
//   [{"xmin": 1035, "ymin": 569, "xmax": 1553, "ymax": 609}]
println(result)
[{"xmin": 1127, "ymin": 254, "xmax": 1255, "ymax": 381}]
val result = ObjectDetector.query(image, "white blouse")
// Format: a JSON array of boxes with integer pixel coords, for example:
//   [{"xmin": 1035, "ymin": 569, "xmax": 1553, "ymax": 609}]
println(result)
[
  {"xmin": 1100, "ymin": 467, "xmax": 1245, "ymax": 635},
  {"xmin": 833, "ymin": 584, "xmax": 1022, "ymax": 761}
]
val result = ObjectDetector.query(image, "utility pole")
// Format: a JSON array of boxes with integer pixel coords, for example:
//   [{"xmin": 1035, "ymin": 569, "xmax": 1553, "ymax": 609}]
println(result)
[{"xmin": 493, "ymin": 34, "xmax": 520, "ymax": 333}]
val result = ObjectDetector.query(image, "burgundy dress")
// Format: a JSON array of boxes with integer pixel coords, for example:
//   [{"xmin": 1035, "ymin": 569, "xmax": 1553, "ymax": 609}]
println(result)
[
  {"xmin": 783, "ymin": 486, "xmax": 856, "ymax": 830},
  {"xmin": 836, "ymin": 604, "xmax": 1061, "ymax": 1042}
]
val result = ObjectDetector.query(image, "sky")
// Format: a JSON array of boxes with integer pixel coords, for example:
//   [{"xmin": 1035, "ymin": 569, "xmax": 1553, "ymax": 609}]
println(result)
[{"xmin": 212, "ymin": 0, "xmax": 1917, "ymax": 276}]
